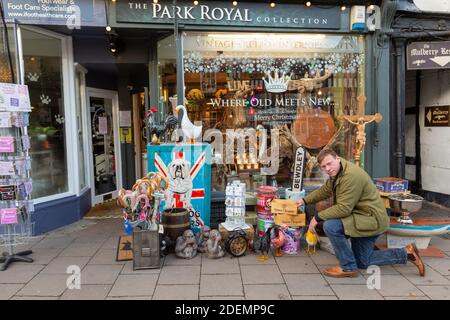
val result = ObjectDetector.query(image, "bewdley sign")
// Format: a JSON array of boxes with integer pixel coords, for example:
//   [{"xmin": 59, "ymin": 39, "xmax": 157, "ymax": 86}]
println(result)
[{"xmin": 407, "ymin": 41, "xmax": 450, "ymax": 70}]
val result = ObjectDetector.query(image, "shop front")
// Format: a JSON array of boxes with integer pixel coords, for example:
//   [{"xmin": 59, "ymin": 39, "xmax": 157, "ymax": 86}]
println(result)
[{"xmin": 0, "ymin": 0, "xmax": 390, "ymax": 235}]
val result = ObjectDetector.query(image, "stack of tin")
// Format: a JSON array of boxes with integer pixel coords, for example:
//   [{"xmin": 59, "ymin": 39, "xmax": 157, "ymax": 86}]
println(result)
[{"xmin": 256, "ymin": 186, "xmax": 278, "ymax": 236}]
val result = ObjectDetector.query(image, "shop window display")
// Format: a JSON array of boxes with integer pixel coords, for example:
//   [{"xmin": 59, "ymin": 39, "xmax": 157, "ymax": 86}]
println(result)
[
  {"xmin": 23, "ymin": 29, "xmax": 68, "ymax": 198},
  {"xmin": 182, "ymin": 32, "xmax": 366, "ymax": 192}
]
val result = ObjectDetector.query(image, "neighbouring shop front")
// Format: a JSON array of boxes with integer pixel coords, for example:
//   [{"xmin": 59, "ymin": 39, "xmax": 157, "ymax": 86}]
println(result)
[{"xmin": 0, "ymin": 0, "xmax": 390, "ymax": 235}]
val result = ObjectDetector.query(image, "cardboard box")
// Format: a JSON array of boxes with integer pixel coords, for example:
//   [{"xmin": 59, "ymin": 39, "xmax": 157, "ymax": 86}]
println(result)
[
  {"xmin": 373, "ymin": 177, "xmax": 408, "ymax": 193},
  {"xmin": 271, "ymin": 199, "xmax": 306, "ymax": 227}
]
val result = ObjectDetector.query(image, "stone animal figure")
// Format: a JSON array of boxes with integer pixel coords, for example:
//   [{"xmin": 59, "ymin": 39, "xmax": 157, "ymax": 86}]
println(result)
[
  {"xmin": 196, "ymin": 225, "xmax": 211, "ymax": 253},
  {"xmin": 205, "ymin": 229, "xmax": 225, "ymax": 259},
  {"xmin": 175, "ymin": 229, "xmax": 198, "ymax": 259},
  {"xmin": 252, "ymin": 227, "xmax": 272, "ymax": 261}
]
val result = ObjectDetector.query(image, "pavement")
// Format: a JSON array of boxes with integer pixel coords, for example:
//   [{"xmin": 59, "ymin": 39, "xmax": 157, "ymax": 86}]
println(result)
[{"xmin": 1, "ymin": 202, "xmax": 450, "ymax": 300}]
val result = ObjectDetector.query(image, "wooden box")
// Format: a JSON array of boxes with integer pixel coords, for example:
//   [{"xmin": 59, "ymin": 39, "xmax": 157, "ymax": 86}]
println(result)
[{"xmin": 271, "ymin": 199, "xmax": 306, "ymax": 227}]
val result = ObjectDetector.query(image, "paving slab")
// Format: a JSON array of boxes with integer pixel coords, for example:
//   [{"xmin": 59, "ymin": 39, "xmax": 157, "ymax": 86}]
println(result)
[
  {"xmin": 331, "ymin": 284, "xmax": 384, "ymax": 300},
  {"xmin": 244, "ymin": 284, "xmax": 291, "ymax": 300},
  {"xmin": 101, "ymin": 236, "xmax": 122, "ymax": 250},
  {"xmin": 241, "ymin": 265, "xmax": 284, "ymax": 284},
  {"xmin": 429, "ymin": 237, "xmax": 450, "ymax": 252},
  {"xmin": 284, "ymin": 274, "xmax": 334, "ymax": 296},
  {"xmin": 200, "ymin": 274, "xmax": 243, "ymax": 297},
  {"xmin": 309, "ymin": 252, "xmax": 339, "ymax": 265},
  {"xmin": 199, "ymin": 296, "xmax": 244, "ymax": 300},
  {"xmin": 239, "ymin": 252, "xmax": 276, "ymax": 265},
  {"xmin": 89, "ymin": 249, "xmax": 126, "ymax": 265},
  {"xmin": 0, "ymin": 284, "xmax": 23, "ymax": 299},
  {"xmin": 60, "ymin": 284, "xmax": 112, "ymax": 300},
  {"xmin": 108, "ymin": 274, "xmax": 158, "ymax": 297},
  {"xmin": 153, "ymin": 284, "xmax": 199, "ymax": 300},
  {"xmin": 276, "ymin": 256, "xmax": 320, "ymax": 274},
  {"xmin": 163, "ymin": 254, "xmax": 202, "ymax": 266},
  {"xmin": 59, "ymin": 242, "xmax": 102, "ymax": 257},
  {"xmin": 106, "ymin": 296, "xmax": 152, "ymax": 300},
  {"xmin": 40, "ymin": 256, "xmax": 90, "ymax": 274},
  {"xmin": 80, "ymin": 265, "xmax": 123, "ymax": 285},
  {"xmin": 16, "ymin": 274, "xmax": 69, "ymax": 296},
  {"xmin": 0, "ymin": 264, "xmax": 45, "ymax": 284},
  {"xmin": 292, "ymin": 295, "xmax": 338, "ymax": 300},
  {"xmin": 201, "ymin": 256, "xmax": 240, "ymax": 274},
  {"xmin": 384, "ymin": 296, "xmax": 430, "ymax": 300},
  {"xmin": 120, "ymin": 260, "xmax": 162, "ymax": 274},
  {"xmin": 416, "ymin": 286, "xmax": 450, "ymax": 300},
  {"xmin": 28, "ymin": 248, "xmax": 64, "ymax": 265},
  {"xmin": 424, "ymin": 257, "xmax": 450, "ymax": 276},
  {"xmin": 374, "ymin": 275, "xmax": 426, "ymax": 297},
  {"xmin": 318, "ymin": 265, "xmax": 367, "ymax": 285},
  {"xmin": 11, "ymin": 296, "xmax": 59, "ymax": 300},
  {"xmin": 393, "ymin": 265, "xmax": 450, "ymax": 286},
  {"xmin": 158, "ymin": 265, "xmax": 201, "ymax": 285},
  {"xmin": 32, "ymin": 236, "xmax": 75, "ymax": 249}
]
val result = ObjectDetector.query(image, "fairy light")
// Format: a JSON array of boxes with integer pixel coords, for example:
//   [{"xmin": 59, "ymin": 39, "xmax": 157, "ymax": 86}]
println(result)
[
  {"xmin": 306, "ymin": 1, "xmax": 311, "ymax": 7},
  {"xmin": 106, "ymin": 25, "xmax": 112, "ymax": 32},
  {"xmin": 369, "ymin": 4, "xmax": 375, "ymax": 10},
  {"xmin": 341, "ymin": 5, "xmax": 346, "ymax": 11},
  {"xmin": 194, "ymin": 0, "xmax": 199, "ymax": 5},
  {"xmin": 269, "ymin": 2, "xmax": 276, "ymax": 8},
  {"xmin": 232, "ymin": 1, "xmax": 238, "ymax": 6}
]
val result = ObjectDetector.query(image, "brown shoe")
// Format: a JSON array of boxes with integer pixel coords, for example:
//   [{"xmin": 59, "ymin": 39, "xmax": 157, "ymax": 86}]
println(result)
[
  {"xmin": 405, "ymin": 243, "xmax": 425, "ymax": 277},
  {"xmin": 323, "ymin": 266, "xmax": 359, "ymax": 278}
]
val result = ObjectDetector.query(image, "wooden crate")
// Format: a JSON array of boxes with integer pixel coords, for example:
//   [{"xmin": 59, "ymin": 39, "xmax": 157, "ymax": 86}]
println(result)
[{"xmin": 218, "ymin": 223, "xmax": 255, "ymax": 242}]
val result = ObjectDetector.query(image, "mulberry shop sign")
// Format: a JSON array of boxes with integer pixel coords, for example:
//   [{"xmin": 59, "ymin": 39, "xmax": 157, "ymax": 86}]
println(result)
[
  {"xmin": 117, "ymin": 1, "xmax": 341, "ymax": 29},
  {"xmin": 407, "ymin": 41, "xmax": 450, "ymax": 70}
]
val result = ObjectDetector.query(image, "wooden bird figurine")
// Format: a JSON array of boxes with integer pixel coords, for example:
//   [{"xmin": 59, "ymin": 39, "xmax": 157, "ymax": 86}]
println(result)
[
  {"xmin": 252, "ymin": 228, "xmax": 272, "ymax": 261},
  {"xmin": 305, "ymin": 229, "xmax": 319, "ymax": 255},
  {"xmin": 271, "ymin": 225, "xmax": 288, "ymax": 257},
  {"xmin": 175, "ymin": 105, "xmax": 202, "ymax": 143}
]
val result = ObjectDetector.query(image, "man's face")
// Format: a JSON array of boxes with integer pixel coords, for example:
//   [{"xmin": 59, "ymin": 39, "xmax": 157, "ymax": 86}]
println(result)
[{"xmin": 319, "ymin": 154, "xmax": 341, "ymax": 177}]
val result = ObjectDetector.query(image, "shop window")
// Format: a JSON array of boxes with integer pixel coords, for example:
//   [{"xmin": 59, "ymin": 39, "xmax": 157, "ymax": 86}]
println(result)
[
  {"xmin": 157, "ymin": 35, "xmax": 177, "ymax": 124},
  {"xmin": 183, "ymin": 32, "xmax": 365, "ymax": 192},
  {"xmin": 23, "ymin": 29, "xmax": 68, "ymax": 198}
]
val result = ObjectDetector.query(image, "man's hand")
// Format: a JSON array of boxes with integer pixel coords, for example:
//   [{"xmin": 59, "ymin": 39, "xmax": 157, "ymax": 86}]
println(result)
[
  {"xmin": 296, "ymin": 199, "xmax": 305, "ymax": 207},
  {"xmin": 308, "ymin": 217, "xmax": 318, "ymax": 234}
]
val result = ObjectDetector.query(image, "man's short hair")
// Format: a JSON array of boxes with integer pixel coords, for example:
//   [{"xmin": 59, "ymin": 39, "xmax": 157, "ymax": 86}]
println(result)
[{"xmin": 317, "ymin": 148, "xmax": 338, "ymax": 164}]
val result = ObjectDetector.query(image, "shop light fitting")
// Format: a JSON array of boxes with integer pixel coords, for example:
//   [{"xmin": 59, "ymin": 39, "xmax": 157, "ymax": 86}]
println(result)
[
  {"xmin": 269, "ymin": 2, "xmax": 276, "ymax": 8},
  {"xmin": 232, "ymin": 1, "xmax": 238, "ymax": 6},
  {"xmin": 306, "ymin": 2, "xmax": 312, "ymax": 7},
  {"xmin": 111, "ymin": 0, "xmax": 116, "ymax": 2}
]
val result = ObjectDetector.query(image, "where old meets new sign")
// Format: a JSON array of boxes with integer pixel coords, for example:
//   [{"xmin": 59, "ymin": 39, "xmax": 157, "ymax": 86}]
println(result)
[
  {"xmin": 407, "ymin": 41, "xmax": 450, "ymax": 70},
  {"xmin": 117, "ymin": 1, "xmax": 341, "ymax": 29}
]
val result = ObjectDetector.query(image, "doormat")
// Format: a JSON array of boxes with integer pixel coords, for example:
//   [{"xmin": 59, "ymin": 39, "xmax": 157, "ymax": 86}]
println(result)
[{"xmin": 116, "ymin": 235, "xmax": 133, "ymax": 261}]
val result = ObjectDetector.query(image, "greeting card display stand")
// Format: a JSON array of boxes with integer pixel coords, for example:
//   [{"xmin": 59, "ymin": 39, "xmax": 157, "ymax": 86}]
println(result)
[{"xmin": 0, "ymin": 82, "xmax": 35, "ymax": 271}]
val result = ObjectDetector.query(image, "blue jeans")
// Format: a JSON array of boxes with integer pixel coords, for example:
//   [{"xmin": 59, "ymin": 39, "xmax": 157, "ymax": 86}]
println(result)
[{"xmin": 323, "ymin": 219, "xmax": 408, "ymax": 271}]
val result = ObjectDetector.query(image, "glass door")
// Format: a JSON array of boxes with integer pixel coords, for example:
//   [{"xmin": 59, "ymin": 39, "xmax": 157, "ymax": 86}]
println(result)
[{"xmin": 86, "ymin": 88, "xmax": 122, "ymax": 205}]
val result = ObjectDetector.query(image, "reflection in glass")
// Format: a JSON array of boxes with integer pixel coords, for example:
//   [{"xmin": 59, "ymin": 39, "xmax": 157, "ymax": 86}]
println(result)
[{"xmin": 182, "ymin": 32, "xmax": 365, "ymax": 191}]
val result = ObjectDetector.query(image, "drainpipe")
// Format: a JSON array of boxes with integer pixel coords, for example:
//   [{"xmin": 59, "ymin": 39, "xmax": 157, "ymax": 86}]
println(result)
[{"xmin": 393, "ymin": 38, "xmax": 406, "ymax": 178}]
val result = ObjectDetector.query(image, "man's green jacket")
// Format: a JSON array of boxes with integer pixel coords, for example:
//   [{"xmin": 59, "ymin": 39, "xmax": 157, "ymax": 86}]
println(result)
[{"xmin": 303, "ymin": 158, "xmax": 390, "ymax": 237}]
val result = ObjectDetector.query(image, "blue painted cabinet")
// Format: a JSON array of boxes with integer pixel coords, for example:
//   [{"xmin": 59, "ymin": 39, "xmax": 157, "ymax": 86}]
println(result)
[{"xmin": 147, "ymin": 143, "xmax": 211, "ymax": 233}]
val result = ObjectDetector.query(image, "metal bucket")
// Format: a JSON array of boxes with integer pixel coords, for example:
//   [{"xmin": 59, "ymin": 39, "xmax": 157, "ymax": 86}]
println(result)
[
  {"xmin": 161, "ymin": 208, "xmax": 191, "ymax": 252},
  {"xmin": 257, "ymin": 186, "xmax": 278, "ymax": 215},
  {"xmin": 257, "ymin": 213, "xmax": 274, "ymax": 236}
]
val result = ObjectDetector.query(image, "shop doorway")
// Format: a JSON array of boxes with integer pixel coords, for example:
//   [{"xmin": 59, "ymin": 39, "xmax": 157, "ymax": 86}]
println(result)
[{"xmin": 86, "ymin": 88, "xmax": 122, "ymax": 205}]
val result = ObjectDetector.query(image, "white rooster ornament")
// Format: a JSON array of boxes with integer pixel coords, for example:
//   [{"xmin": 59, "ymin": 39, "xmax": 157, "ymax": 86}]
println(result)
[{"xmin": 176, "ymin": 105, "xmax": 202, "ymax": 144}]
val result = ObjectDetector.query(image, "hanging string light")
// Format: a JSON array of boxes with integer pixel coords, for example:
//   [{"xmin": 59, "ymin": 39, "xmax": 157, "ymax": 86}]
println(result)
[
  {"xmin": 232, "ymin": 1, "xmax": 238, "ymax": 6},
  {"xmin": 194, "ymin": 0, "xmax": 199, "ymax": 5},
  {"xmin": 341, "ymin": 5, "xmax": 346, "ymax": 11},
  {"xmin": 269, "ymin": 2, "xmax": 276, "ymax": 8},
  {"xmin": 306, "ymin": 2, "xmax": 312, "ymax": 7}
]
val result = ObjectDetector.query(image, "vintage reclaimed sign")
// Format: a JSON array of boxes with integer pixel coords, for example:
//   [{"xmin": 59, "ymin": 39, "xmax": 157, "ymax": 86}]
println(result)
[
  {"xmin": 1, "ymin": 0, "xmax": 106, "ymax": 27},
  {"xmin": 117, "ymin": 1, "xmax": 341, "ymax": 29},
  {"xmin": 424, "ymin": 106, "xmax": 450, "ymax": 127},
  {"xmin": 292, "ymin": 147, "xmax": 306, "ymax": 192},
  {"xmin": 407, "ymin": 41, "xmax": 450, "ymax": 70}
]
